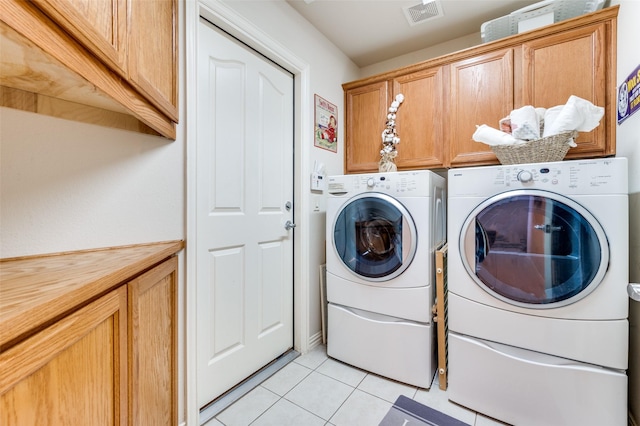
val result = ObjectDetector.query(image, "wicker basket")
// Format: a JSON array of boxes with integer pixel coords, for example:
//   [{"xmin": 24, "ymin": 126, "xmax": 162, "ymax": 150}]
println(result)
[{"xmin": 491, "ymin": 131, "xmax": 578, "ymax": 165}]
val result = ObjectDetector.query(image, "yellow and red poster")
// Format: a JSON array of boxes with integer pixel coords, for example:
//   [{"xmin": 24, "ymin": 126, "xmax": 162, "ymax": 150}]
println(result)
[{"xmin": 314, "ymin": 94, "xmax": 338, "ymax": 152}]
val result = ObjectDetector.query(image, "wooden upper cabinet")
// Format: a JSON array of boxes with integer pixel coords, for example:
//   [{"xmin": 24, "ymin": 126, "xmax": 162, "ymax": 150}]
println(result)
[
  {"xmin": 33, "ymin": 0, "xmax": 178, "ymax": 123},
  {"xmin": 519, "ymin": 22, "xmax": 613, "ymax": 158},
  {"xmin": 393, "ymin": 66, "xmax": 446, "ymax": 169},
  {"xmin": 129, "ymin": 0, "xmax": 178, "ymax": 121},
  {"xmin": 342, "ymin": 6, "xmax": 617, "ymax": 171},
  {"xmin": 344, "ymin": 65, "xmax": 446, "ymax": 173},
  {"xmin": 1, "ymin": 0, "xmax": 178, "ymax": 138},
  {"xmin": 344, "ymin": 80, "xmax": 390, "ymax": 173},
  {"xmin": 31, "ymin": 0, "xmax": 128, "ymax": 76},
  {"xmin": 449, "ymin": 49, "xmax": 514, "ymax": 167}
]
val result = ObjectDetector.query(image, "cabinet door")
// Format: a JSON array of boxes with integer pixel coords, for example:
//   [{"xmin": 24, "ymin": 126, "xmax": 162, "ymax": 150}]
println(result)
[
  {"xmin": 0, "ymin": 287, "xmax": 128, "ymax": 425},
  {"xmin": 31, "ymin": 0, "xmax": 128, "ymax": 75},
  {"xmin": 520, "ymin": 22, "xmax": 612, "ymax": 157},
  {"xmin": 128, "ymin": 0, "xmax": 178, "ymax": 122},
  {"xmin": 393, "ymin": 66, "xmax": 446, "ymax": 169},
  {"xmin": 345, "ymin": 81, "xmax": 390, "ymax": 173},
  {"xmin": 449, "ymin": 49, "xmax": 514, "ymax": 167},
  {"xmin": 128, "ymin": 257, "xmax": 178, "ymax": 426}
]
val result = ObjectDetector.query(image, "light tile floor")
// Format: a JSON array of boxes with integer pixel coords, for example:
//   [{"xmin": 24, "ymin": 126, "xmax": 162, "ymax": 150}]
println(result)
[{"xmin": 205, "ymin": 345, "xmax": 509, "ymax": 426}]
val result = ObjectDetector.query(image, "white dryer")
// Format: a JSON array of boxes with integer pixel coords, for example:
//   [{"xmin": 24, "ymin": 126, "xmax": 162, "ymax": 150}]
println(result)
[
  {"xmin": 326, "ymin": 170, "xmax": 446, "ymax": 388},
  {"xmin": 447, "ymin": 158, "xmax": 629, "ymax": 426}
]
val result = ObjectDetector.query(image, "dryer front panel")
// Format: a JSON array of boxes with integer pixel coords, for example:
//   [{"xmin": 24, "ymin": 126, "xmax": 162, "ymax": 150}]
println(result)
[
  {"xmin": 460, "ymin": 190, "xmax": 609, "ymax": 309},
  {"xmin": 333, "ymin": 193, "xmax": 417, "ymax": 282}
]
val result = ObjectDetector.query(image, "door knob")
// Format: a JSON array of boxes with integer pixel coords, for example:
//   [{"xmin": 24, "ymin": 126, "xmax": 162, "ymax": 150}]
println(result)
[{"xmin": 285, "ymin": 220, "xmax": 296, "ymax": 230}]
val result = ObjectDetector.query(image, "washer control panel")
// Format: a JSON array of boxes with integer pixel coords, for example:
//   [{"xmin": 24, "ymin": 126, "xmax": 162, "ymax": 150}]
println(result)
[
  {"xmin": 497, "ymin": 165, "xmax": 563, "ymax": 188},
  {"xmin": 328, "ymin": 171, "xmax": 439, "ymax": 197},
  {"xmin": 448, "ymin": 158, "xmax": 628, "ymax": 197}
]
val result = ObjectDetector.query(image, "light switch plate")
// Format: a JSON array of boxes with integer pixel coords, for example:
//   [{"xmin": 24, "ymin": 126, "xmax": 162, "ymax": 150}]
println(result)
[{"xmin": 311, "ymin": 173, "xmax": 325, "ymax": 191}]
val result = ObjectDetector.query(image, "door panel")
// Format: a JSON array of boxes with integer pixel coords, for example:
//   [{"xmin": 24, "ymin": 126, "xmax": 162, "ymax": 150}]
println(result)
[
  {"xmin": 393, "ymin": 66, "xmax": 445, "ymax": 168},
  {"xmin": 344, "ymin": 81, "xmax": 390, "ymax": 173},
  {"xmin": 520, "ymin": 23, "xmax": 607, "ymax": 156},
  {"xmin": 196, "ymin": 18, "xmax": 294, "ymax": 407},
  {"xmin": 449, "ymin": 49, "xmax": 513, "ymax": 166},
  {"xmin": 32, "ymin": 0, "xmax": 127, "ymax": 75},
  {"xmin": 128, "ymin": 0, "xmax": 178, "ymax": 120}
]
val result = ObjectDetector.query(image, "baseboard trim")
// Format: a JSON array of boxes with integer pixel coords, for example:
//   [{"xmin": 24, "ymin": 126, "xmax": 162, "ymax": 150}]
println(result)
[{"xmin": 308, "ymin": 330, "xmax": 323, "ymax": 350}]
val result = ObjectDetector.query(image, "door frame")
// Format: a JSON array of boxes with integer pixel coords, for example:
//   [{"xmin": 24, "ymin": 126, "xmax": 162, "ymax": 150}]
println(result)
[{"xmin": 185, "ymin": 0, "xmax": 313, "ymax": 423}]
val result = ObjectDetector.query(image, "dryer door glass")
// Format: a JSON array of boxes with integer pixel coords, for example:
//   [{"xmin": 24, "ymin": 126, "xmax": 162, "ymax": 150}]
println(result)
[
  {"xmin": 461, "ymin": 191, "xmax": 609, "ymax": 308},
  {"xmin": 334, "ymin": 193, "xmax": 417, "ymax": 281}
]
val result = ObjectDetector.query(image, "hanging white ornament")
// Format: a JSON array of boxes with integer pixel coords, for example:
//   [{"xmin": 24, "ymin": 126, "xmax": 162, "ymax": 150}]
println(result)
[{"xmin": 379, "ymin": 93, "xmax": 404, "ymax": 173}]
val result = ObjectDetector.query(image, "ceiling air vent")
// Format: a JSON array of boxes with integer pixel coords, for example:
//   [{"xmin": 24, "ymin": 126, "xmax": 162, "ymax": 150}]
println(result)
[{"xmin": 403, "ymin": 0, "xmax": 444, "ymax": 26}]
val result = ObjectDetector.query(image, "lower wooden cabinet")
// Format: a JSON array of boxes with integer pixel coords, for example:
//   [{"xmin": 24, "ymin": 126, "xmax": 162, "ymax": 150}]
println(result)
[
  {"xmin": 128, "ymin": 257, "xmax": 178, "ymax": 426},
  {"xmin": 0, "ymin": 287, "xmax": 129, "ymax": 425},
  {"xmin": 0, "ymin": 255, "xmax": 178, "ymax": 426}
]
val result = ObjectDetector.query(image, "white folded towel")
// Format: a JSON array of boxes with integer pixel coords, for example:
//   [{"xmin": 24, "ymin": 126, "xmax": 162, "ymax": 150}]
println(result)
[
  {"xmin": 543, "ymin": 95, "xmax": 604, "ymax": 137},
  {"xmin": 510, "ymin": 105, "xmax": 540, "ymax": 140},
  {"xmin": 543, "ymin": 106, "xmax": 563, "ymax": 136},
  {"xmin": 473, "ymin": 125, "xmax": 523, "ymax": 146}
]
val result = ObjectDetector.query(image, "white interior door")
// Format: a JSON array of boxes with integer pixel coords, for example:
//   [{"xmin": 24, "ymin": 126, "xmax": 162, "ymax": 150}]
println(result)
[{"xmin": 196, "ymin": 18, "xmax": 294, "ymax": 408}]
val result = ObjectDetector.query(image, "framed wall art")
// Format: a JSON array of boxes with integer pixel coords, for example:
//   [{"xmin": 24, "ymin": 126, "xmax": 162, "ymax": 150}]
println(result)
[{"xmin": 314, "ymin": 94, "xmax": 338, "ymax": 153}]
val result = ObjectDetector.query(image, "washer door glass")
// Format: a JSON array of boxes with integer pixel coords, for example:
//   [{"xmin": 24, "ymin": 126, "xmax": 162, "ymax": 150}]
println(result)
[
  {"xmin": 460, "ymin": 190, "xmax": 609, "ymax": 308},
  {"xmin": 333, "ymin": 193, "xmax": 417, "ymax": 281}
]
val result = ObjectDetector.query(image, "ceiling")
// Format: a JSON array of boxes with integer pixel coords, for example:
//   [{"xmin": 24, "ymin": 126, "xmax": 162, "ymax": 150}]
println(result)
[{"xmin": 286, "ymin": 0, "xmax": 544, "ymax": 67}]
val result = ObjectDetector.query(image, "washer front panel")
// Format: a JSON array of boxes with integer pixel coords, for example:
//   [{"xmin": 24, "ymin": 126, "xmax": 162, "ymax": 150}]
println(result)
[
  {"xmin": 460, "ymin": 189, "xmax": 609, "ymax": 309},
  {"xmin": 333, "ymin": 193, "xmax": 417, "ymax": 281}
]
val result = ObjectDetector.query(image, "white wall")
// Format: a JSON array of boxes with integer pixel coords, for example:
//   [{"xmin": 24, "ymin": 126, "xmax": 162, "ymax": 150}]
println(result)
[
  {"xmin": 0, "ymin": 113, "xmax": 185, "ymax": 256},
  {"xmin": 360, "ymin": 32, "xmax": 480, "ymax": 78}
]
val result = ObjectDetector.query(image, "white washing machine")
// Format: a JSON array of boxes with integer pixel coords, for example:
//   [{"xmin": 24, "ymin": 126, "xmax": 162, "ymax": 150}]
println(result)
[
  {"xmin": 326, "ymin": 170, "xmax": 446, "ymax": 388},
  {"xmin": 447, "ymin": 158, "xmax": 629, "ymax": 425}
]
